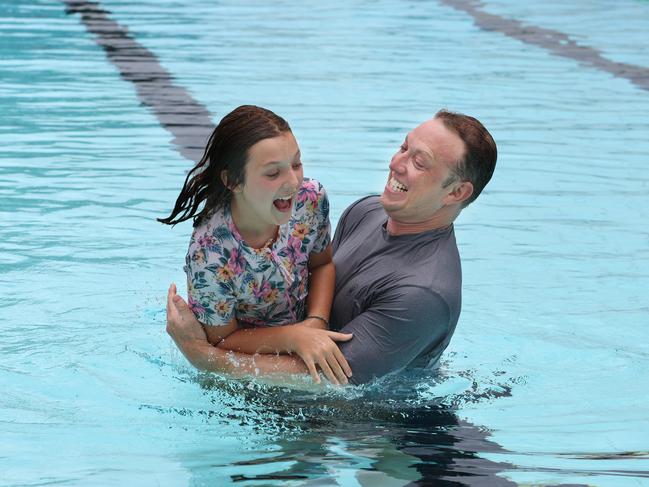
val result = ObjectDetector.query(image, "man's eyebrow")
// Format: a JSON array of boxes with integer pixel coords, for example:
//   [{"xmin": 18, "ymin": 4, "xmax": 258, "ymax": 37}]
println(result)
[{"xmin": 410, "ymin": 141, "xmax": 434, "ymax": 163}]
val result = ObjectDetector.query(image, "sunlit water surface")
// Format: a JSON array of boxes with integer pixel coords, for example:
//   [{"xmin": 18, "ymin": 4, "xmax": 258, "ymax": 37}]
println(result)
[{"xmin": 1, "ymin": 1, "xmax": 649, "ymax": 485}]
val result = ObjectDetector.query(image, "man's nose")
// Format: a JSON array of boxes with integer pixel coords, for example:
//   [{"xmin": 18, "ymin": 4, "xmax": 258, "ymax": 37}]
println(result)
[{"xmin": 389, "ymin": 152, "xmax": 406, "ymax": 173}]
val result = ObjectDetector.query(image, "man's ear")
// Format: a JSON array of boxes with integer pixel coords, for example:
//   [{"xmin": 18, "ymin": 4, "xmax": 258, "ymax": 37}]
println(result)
[
  {"xmin": 444, "ymin": 181, "xmax": 473, "ymax": 206},
  {"xmin": 221, "ymin": 170, "xmax": 241, "ymax": 193}
]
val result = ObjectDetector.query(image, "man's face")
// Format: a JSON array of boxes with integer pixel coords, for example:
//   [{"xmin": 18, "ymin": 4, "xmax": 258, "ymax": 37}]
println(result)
[{"xmin": 380, "ymin": 118, "xmax": 466, "ymax": 224}]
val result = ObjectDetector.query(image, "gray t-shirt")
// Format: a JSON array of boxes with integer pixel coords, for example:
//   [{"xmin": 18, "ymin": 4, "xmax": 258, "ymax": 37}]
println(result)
[{"xmin": 330, "ymin": 196, "xmax": 462, "ymax": 384}]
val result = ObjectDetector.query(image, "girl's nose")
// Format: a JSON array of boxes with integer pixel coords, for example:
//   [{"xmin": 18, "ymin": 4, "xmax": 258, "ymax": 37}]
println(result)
[{"xmin": 289, "ymin": 167, "xmax": 302, "ymax": 188}]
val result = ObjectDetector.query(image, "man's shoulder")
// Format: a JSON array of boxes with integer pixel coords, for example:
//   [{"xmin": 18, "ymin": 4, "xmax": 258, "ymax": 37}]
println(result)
[{"xmin": 340, "ymin": 194, "xmax": 383, "ymax": 224}]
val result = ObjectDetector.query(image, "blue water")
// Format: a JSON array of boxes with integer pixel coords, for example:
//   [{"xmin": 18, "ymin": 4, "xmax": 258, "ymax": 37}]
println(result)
[{"xmin": 2, "ymin": 1, "xmax": 649, "ymax": 485}]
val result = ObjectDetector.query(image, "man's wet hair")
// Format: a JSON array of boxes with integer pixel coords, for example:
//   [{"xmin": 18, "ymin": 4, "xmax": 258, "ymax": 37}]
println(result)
[{"xmin": 435, "ymin": 110, "xmax": 497, "ymax": 207}]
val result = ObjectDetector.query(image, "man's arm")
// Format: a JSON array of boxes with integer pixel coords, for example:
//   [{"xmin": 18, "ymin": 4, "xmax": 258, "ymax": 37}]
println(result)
[
  {"xmin": 167, "ymin": 284, "xmax": 310, "ymax": 377},
  {"xmin": 335, "ymin": 286, "xmax": 452, "ymax": 385},
  {"xmin": 166, "ymin": 284, "xmax": 352, "ymax": 383}
]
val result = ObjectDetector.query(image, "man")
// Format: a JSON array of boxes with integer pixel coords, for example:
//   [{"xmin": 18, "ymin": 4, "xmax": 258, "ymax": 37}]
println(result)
[{"xmin": 166, "ymin": 109, "xmax": 497, "ymax": 385}]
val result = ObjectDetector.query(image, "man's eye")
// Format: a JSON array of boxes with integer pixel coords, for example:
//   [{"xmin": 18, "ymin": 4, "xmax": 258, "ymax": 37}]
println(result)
[
  {"xmin": 399, "ymin": 145, "xmax": 407, "ymax": 152},
  {"xmin": 266, "ymin": 172, "xmax": 280, "ymax": 179},
  {"xmin": 292, "ymin": 161, "xmax": 303, "ymax": 170}
]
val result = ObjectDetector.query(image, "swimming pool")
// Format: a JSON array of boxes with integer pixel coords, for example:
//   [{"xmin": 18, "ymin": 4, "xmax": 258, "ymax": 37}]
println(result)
[{"xmin": 2, "ymin": 0, "xmax": 648, "ymax": 485}]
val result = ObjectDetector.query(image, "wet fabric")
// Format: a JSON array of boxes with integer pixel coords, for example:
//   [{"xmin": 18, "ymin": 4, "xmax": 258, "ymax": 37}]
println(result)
[
  {"xmin": 331, "ymin": 196, "xmax": 462, "ymax": 384},
  {"xmin": 185, "ymin": 178, "xmax": 330, "ymax": 327}
]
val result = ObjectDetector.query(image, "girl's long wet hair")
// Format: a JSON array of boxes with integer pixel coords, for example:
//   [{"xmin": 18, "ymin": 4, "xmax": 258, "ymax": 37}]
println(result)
[{"xmin": 158, "ymin": 105, "xmax": 291, "ymax": 226}]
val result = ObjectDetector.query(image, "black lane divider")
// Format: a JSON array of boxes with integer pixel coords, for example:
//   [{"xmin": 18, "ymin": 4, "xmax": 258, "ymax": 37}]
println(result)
[
  {"xmin": 440, "ymin": 0, "xmax": 649, "ymax": 92},
  {"xmin": 64, "ymin": 0, "xmax": 214, "ymax": 162}
]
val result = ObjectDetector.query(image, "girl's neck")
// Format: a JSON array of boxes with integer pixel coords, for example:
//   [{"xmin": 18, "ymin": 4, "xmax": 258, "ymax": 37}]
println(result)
[{"xmin": 230, "ymin": 199, "xmax": 278, "ymax": 249}]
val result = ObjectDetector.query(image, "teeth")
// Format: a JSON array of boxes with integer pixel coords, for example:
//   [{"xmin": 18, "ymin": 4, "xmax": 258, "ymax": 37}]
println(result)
[
  {"xmin": 389, "ymin": 177, "xmax": 408, "ymax": 193},
  {"xmin": 277, "ymin": 195, "xmax": 293, "ymax": 201}
]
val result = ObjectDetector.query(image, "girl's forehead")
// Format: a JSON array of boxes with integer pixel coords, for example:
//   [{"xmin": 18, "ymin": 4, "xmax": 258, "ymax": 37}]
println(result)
[{"xmin": 247, "ymin": 132, "xmax": 300, "ymax": 167}]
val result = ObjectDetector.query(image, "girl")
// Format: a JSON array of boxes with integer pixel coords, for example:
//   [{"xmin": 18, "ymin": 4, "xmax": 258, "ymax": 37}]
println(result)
[{"xmin": 159, "ymin": 105, "xmax": 351, "ymax": 384}]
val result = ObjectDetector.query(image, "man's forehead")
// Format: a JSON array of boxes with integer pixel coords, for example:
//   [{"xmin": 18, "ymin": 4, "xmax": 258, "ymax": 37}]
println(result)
[{"xmin": 409, "ymin": 118, "xmax": 464, "ymax": 162}]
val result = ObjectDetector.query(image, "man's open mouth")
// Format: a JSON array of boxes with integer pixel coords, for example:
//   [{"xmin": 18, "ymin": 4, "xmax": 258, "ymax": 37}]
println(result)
[{"xmin": 388, "ymin": 176, "xmax": 408, "ymax": 193}]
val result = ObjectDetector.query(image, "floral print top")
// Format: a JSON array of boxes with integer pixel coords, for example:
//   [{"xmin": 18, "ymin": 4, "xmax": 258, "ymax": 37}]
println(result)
[{"xmin": 185, "ymin": 178, "xmax": 331, "ymax": 327}]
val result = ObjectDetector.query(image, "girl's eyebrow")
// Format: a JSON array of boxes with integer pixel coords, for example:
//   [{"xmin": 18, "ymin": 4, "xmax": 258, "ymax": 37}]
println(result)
[{"xmin": 262, "ymin": 150, "xmax": 301, "ymax": 167}]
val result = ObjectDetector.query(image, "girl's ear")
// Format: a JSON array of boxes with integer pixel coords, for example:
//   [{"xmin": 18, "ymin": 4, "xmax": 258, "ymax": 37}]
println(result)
[{"xmin": 221, "ymin": 170, "xmax": 241, "ymax": 193}]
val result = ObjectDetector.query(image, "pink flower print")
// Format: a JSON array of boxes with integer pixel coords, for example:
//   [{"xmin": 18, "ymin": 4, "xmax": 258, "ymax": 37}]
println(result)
[
  {"xmin": 227, "ymin": 219, "xmax": 239, "ymax": 236},
  {"xmin": 188, "ymin": 296, "xmax": 206, "ymax": 316},
  {"xmin": 228, "ymin": 247, "xmax": 245, "ymax": 274},
  {"xmin": 252, "ymin": 279, "xmax": 271, "ymax": 300},
  {"xmin": 285, "ymin": 237, "xmax": 308, "ymax": 270},
  {"xmin": 297, "ymin": 184, "xmax": 318, "ymax": 205},
  {"xmin": 284, "ymin": 236, "xmax": 304, "ymax": 262},
  {"xmin": 197, "ymin": 234, "xmax": 215, "ymax": 248}
]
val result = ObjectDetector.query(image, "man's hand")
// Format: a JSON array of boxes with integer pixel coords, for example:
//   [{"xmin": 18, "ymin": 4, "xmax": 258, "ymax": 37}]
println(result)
[{"xmin": 166, "ymin": 283, "xmax": 207, "ymax": 347}]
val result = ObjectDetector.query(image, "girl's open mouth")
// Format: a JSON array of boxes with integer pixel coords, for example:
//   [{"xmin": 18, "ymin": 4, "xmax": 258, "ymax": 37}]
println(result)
[{"xmin": 273, "ymin": 196, "xmax": 293, "ymax": 212}]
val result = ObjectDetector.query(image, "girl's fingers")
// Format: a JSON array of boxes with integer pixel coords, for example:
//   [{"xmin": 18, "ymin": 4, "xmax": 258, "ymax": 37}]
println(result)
[
  {"xmin": 326, "ymin": 353, "xmax": 348, "ymax": 384},
  {"xmin": 318, "ymin": 358, "xmax": 339, "ymax": 385},
  {"xmin": 305, "ymin": 360, "xmax": 320, "ymax": 384},
  {"xmin": 332, "ymin": 346, "xmax": 352, "ymax": 378},
  {"xmin": 328, "ymin": 331, "xmax": 353, "ymax": 342}
]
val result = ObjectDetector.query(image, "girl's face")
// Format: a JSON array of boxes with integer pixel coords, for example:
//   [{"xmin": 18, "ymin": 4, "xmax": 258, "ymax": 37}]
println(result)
[{"xmin": 231, "ymin": 131, "xmax": 304, "ymax": 233}]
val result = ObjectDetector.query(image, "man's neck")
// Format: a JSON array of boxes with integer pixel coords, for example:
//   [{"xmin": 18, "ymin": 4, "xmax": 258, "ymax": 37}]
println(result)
[{"xmin": 385, "ymin": 216, "xmax": 450, "ymax": 236}]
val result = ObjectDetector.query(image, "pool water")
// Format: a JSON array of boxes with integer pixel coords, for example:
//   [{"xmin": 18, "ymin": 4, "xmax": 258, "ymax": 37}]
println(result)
[{"xmin": 1, "ymin": 1, "xmax": 648, "ymax": 485}]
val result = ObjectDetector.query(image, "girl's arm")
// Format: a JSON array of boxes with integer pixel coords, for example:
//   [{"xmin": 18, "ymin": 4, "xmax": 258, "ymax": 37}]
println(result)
[
  {"xmin": 302, "ymin": 244, "xmax": 335, "ymax": 329},
  {"xmin": 203, "ymin": 317, "xmax": 239, "ymax": 346},
  {"xmin": 217, "ymin": 243, "xmax": 335, "ymax": 351},
  {"xmin": 215, "ymin": 244, "xmax": 350, "ymax": 383}
]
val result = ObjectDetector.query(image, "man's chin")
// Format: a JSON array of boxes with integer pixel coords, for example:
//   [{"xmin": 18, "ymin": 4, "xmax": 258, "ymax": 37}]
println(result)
[{"xmin": 380, "ymin": 192, "xmax": 403, "ymax": 212}]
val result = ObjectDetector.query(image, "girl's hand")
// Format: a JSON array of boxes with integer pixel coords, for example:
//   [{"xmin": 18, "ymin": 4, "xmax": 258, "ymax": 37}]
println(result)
[{"xmin": 285, "ymin": 327, "xmax": 353, "ymax": 385}]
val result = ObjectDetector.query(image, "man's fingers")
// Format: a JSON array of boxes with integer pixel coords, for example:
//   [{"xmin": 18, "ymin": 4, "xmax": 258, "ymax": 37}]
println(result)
[
  {"xmin": 327, "ymin": 331, "xmax": 353, "ymax": 342},
  {"xmin": 172, "ymin": 294, "xmax": 191, "ymax": 315},
  {"xmin": 332, "ymin": 345, "xmax": 352, "ymax": 378},
  {"xmin": 166, "ymin": 284, "xmax": 175, "ymax": 319}
]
